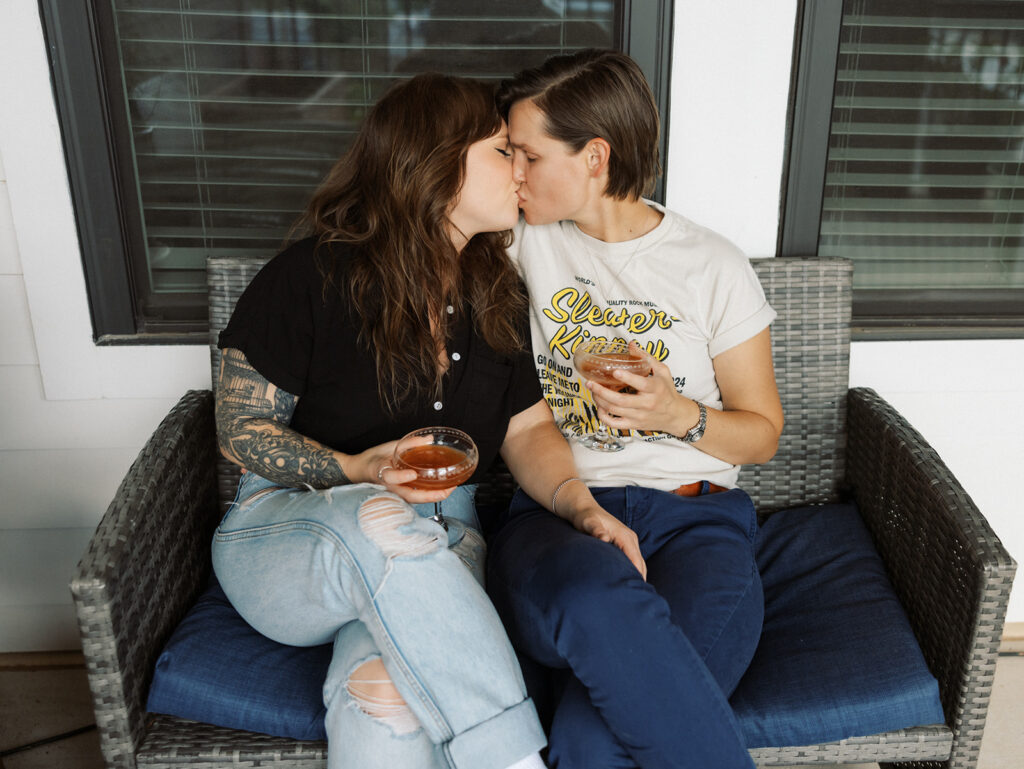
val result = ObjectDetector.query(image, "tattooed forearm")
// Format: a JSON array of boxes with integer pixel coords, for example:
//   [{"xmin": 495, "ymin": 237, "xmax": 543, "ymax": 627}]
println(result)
[
  {"xmin": 221, "ymin": 422, "xmax": 351, "ymax": 488},
  {"xmin": 216, "ymin": 348, "xmax": 352, "ymax": 489}
]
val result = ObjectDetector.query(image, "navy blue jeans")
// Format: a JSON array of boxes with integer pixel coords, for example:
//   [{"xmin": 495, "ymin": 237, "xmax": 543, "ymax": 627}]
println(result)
[{"xmin": 486, "ymin": 486, "xmax": 763, "ymax": 769}]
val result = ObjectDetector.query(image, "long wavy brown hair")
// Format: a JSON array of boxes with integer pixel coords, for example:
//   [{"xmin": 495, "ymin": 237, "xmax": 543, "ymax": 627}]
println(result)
[{"xmin": 296, "ymin": 74, "xmax": 527, "ymax": 412}]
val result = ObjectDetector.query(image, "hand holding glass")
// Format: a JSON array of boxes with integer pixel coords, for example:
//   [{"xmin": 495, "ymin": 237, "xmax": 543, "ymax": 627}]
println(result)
[
  {"xmin": 393, "ymin": 427, "xmax": 479, "ymax": 529},
  {"xmin": 572, "ymin": 340, "xmax": 653, "ymax": 452}
]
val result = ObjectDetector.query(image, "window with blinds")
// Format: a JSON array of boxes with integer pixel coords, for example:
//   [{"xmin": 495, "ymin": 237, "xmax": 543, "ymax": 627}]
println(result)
[
  {"xmin": 820, "ymin": 0, "xmax": 1024, "ymax": 310},
  {"xmin": 89, "ymin": 0, "xmax": 619, "ymax": 332}
]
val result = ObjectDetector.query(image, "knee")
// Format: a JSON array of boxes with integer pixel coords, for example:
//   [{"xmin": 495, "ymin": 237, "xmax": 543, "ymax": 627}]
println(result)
[
  {"xmin": 345, "ymin": 656, "xmax": 422, "ymax": 736},
  {"xmin": 357, "ymin": 493, "xmax": 444, "ymax": 559}
]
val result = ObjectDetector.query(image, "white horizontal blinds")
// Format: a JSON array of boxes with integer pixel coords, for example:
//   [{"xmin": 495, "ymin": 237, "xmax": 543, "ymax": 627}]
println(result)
[
  {"xmin": 821, "ymin": 0, "xmax": 1024, "ymax": 291},
  {"xmin": 111, "ymin": 0, "xmax": 616, "ymax": 298}
]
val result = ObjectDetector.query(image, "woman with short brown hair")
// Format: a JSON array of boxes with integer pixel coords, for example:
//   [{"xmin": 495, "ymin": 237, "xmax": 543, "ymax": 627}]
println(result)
[{"xmin": 488, "ymin": 50, "xmax": 783, "ymax": 769}]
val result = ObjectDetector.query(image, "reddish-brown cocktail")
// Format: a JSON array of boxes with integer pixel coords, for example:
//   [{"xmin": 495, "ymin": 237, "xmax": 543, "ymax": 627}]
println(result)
[
  {"xmin": 572, "ymin": 340, "xmax": 653, "ymax": 452},
  {"xmin": 576, "ymin": 352, "xmax": 651, "ymax": 391},
  {"xmin": 392, "ymin": 426, "xmax": 479, "ymax": 528},
  {"xmin": 394, "ymin": 444, "xmax": 477, "ymax": 490}
]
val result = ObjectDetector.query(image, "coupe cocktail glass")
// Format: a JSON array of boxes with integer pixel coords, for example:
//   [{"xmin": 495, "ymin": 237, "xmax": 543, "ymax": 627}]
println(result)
[
  {"xmin": 572, "ymin": 339, "xmax": 653, "ymax": 452},
  {"xmin": 393, "ymin": 426, "xmax": 479, "ymax": 529}
]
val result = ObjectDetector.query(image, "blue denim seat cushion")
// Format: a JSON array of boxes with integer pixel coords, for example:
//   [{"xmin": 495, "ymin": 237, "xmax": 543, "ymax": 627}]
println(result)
[
  {"xmin": 731, "ymin": 502, "xmax": 945, "ymax": 747},
  {"xmin": 146, "ymin": 578, "xmax": 331, "ymax": 741},
  {"xmin": 148, "ymin": 503, "xmax": 945, "ymax": 747}
]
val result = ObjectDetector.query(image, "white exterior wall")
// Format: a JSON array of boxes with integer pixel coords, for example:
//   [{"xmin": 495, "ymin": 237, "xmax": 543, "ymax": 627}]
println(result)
[
  {"xmin": 665, "ymin": 1, "xmax": 1023, "ymax": 629},
  {"xmin": 0, "ymin": 0, "xmax": 1018, "ymax": 651},
  {"xmin": 0, "ymin": 1, "xmax": 210, "ymax": 651}
]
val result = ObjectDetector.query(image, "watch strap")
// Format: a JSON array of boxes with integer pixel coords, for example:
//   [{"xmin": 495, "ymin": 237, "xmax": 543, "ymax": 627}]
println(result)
[{"xmin": 679, "ymin": 401, "xmax": 707, "ymax": 443}]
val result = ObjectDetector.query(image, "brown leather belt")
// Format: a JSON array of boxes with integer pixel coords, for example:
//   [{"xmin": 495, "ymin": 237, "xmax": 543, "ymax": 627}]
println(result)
[{"xmin": 672, "ymin": 481, "xmax": 728, "ymax": 497}]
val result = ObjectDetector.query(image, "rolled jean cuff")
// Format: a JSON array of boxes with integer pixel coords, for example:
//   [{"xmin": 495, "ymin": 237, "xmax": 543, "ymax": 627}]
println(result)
[{"xmin": 445, "ymin": 698, "xmax": 546, "ymax": 769}]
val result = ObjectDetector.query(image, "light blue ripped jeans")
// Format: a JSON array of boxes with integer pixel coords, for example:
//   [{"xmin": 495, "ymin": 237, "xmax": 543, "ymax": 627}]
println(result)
[{"xmin": 212, "ymin": 471, "xmax": 545, "ymax": 769}]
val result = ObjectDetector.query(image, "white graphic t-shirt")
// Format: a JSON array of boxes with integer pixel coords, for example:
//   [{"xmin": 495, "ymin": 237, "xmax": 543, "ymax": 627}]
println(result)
[{"xmin": 510, "ymin": 203, "xmax": 776, "ymax": 491}]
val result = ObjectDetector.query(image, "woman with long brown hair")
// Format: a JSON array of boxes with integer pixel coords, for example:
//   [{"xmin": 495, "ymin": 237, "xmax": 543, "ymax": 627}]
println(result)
[{"xmin": 211, "ymin": 73, "xmax": 639, "ymax": 769}]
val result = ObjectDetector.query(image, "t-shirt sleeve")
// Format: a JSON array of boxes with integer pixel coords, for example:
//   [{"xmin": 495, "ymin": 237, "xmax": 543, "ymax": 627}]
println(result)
[
  {"xmin": 704, "ymin": 247, "xmax": 776, "ymax": 359},
  {"xmin": 217, "ymin": 242, "xmax": 319, "ymax": 396}
]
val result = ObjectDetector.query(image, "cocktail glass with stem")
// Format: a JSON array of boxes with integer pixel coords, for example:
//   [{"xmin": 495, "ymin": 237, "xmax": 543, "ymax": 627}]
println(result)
[
  {"xmin": 572, "ymin": 339, "xmax": 653, "ymax": 452},
  {"xmin": 393, "ymin": 426, "xmax": 479, "ymax": 530}
]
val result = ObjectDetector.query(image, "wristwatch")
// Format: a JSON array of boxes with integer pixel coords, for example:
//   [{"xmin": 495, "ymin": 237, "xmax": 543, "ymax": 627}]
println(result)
[{"xmin": 678, "ymin": 401, "xmax": 707, "ymax": 443}]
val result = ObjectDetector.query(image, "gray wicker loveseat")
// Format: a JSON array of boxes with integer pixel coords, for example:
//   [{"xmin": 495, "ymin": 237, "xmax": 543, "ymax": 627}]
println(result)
[{"xmin": 71, "ymin": 256, "xmax": 1016, "ymax": 768}]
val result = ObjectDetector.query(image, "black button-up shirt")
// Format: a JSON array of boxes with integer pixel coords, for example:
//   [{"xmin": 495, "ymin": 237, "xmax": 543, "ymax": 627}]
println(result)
[{"xmin": 219, "ymin": 237, "xmax": 542, "ymax": 483}]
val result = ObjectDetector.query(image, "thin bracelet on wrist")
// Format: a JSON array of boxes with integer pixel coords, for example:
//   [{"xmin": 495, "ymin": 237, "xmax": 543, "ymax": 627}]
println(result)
[{"xmin": 552, "ymin": 477, "xmax": 583, "ymax": 514}]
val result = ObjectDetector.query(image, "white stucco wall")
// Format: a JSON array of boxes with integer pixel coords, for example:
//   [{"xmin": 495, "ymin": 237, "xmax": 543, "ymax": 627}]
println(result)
[{"xmin": 0, "ymin": 0, "xmax": 1019, "ymax": 651}]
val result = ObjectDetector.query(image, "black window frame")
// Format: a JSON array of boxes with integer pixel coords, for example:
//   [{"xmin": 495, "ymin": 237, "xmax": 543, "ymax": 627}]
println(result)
[
  {"xmin": 38, "ymin": 0, "xmax": 674, "ymax": 345},
  {"xmin": 779, "ymin": 0, "xmax": 1024, "ymax": 340}
]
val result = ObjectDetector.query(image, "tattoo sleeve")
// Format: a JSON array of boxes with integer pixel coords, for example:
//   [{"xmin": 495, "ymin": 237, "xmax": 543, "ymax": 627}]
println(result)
[{"xmin": 215, "ymin": 348, "xmax": 352, "ymax": 488}]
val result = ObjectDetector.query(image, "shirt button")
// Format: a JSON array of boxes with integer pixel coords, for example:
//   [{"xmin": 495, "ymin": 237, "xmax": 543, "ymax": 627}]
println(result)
[
  {"xmin": 446, "ymin": 305, "xmax": 454, "ymax": 315},
  {"xmin": 452, "ymin": 352, "xmax": 461, "ymax": 361},
  {"xmin": 433, "ymin": 401, "xmax": 443, "ymax": 411}
]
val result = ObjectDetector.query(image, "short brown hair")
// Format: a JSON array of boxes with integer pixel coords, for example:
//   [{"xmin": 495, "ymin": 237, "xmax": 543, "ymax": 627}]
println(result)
[{"xmin": 497, "ymin": 49, "xmax": 661, "ymax": 200}]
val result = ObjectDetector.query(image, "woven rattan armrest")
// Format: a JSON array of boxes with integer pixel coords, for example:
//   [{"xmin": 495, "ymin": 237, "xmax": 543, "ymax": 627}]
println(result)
[
  {"xmin": 845, "ymin": 387, "xmax": 1016, "ymax": 769},
  {"xmin": 70, "ymin": 390, "xmax": 220, "ymax": 769}
]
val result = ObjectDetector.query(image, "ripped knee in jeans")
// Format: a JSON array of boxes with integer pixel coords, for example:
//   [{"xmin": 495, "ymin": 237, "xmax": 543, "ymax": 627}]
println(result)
[
  {"xmin": 346, "ymin": 656, "xmax": 421, "ymax": 736},
  {"xmin": 357, "ymin": 494, "xmax": 444, "ymax": 559}
]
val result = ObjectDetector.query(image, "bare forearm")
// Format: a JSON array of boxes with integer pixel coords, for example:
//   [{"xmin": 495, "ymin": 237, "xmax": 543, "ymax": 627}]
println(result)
[
  {"xmin": 502, "ymin": 403, "xmax": 647, "ymax": 578},
  {"xmin": 594, "ymin": 333, "xmax": 783, "ymax": 467},
  {"xmin": 501, "ymin": 419, "xmax": 601, "ymax": 523},
  {"xmin": 667, "ymin": 399, "xmax": 780, "ymax": 466}
]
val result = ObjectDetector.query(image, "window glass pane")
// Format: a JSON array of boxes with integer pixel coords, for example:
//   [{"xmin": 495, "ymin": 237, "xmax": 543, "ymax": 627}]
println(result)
[
  {"xmin": 109, "ymin": 0, "xmax": 618, "ymax": 324},
  {"xmin": 821, "ymin": 0, "xmax": 1024, "ymax": 292}
]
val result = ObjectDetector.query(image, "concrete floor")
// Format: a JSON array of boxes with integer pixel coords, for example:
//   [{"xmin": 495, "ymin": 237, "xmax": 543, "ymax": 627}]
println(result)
[{"xmin": 1, "ymin": 654, "xmax": 1021, "ymax": 769}]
